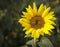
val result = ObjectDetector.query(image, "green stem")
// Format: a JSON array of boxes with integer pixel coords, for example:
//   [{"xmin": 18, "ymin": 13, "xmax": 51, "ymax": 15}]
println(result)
[{"xmin": 33, "ymin": 40, "xmax": 37, "ymax": 47}]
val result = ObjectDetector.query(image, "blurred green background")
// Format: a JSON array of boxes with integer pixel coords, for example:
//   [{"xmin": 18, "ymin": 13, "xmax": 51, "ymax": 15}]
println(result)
[{"xmin": 0, "ymin": 0, "xmax": 60, "ymax": 47}]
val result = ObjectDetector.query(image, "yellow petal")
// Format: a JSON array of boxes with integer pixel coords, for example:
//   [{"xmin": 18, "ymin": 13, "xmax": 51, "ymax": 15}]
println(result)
[
  {"xmin": 44, "ymin": 11, "xmax": 55, "ymax": 20},
  {"xmin": 38, "ymin": 4, "xmax": 44, "ymax": 16},
  {"xmin": 19, "ymin": 18, "xmax": 29, "ymax": 23},
  {"xmin": 51, "ymin": 17, "xmax": 57, "ymax": 20},
  {"xmin": 36, "ymin": 29, "xmax": 43, "ymax": 36},
  {"xmin": 43, "ymin": 24, "xmax": 50, "ymax": 31},
  {"xmin": 22, "ymin": 11, "xmax": 32, "ymax": 20},
  {"xmin": 48, "ymin": 16, "xmax": 56, "ymax": 20},
  {"xmin": 23, "ymin": 28, "xmax": 28, "ymax": 31},
  {"xmin": 22, "ymin": 23, "xmax": 30, "ymax": 27},
  {"xmin": 22, "ymin": 11, "xmax": 27, "ymax": 17},
  {"xmin": 50, "ymin": 30, "xmax": 53, "ymax": 32},
  {"xmin": 45, "ymin": 31, "xmax": 51, "ymax": 35},
  {"xmin": 33, "ymin": 2, "xmax": 37, "ymax": 15},
  {"xmin": 31, "ymin": 29, "xmax": 36, "ymax": 37},
  {"xmin": 25, "ymin": 28, "xmax": 33, "ymax": 35},
  {"xmin": 45, "ymin": 11, "xmax": 54, "ymax": 18},
  {"xmin": 26, "ymin": 5, "xmax": 33, "ymax": 16},
  {"xmin": 36, "ymin": 30, "xmax": 40, "ymax": 38},
  {"xmin": 49, "ymin": 25, "xmax": 55, "ymax": 29},
  {"xmin": 42, "ymin": 7, "xmax": 51, "ymax": 17},
  {"xmin": 44, "ymin": 19, "xmax": 56, "ymax": 25},
  {"xmin": 48, "ymin": 11, "xmax": 54, "ymax": 16},
  {"xmin": 49, "ymin": 20, "xmax": 56, "ymax": 25},
  {"xmin": 19, "ymin": 19, "xmax": 30, "ymax": 27},
  {"xmin": 31, "ymin": 30, "xmax": 37, "ymax": 40},
  {"xmin": 19, "ymin": 18, "xmax": 28, "ymax": 24},
  {"xmin": 23, "ymin": 26, "xmax": 31, "ymax": 31}
]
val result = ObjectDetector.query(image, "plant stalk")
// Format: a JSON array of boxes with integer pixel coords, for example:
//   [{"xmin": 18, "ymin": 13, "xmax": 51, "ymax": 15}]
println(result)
[{"xmin": 33, "ymin": 40, "xmax": 37, "ymax": 47}]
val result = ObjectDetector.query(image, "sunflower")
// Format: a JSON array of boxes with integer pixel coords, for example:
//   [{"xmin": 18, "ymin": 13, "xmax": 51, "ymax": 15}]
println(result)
[{"xmin": 18, "ymin": 2, "xmax": 56, "ymax": 40}]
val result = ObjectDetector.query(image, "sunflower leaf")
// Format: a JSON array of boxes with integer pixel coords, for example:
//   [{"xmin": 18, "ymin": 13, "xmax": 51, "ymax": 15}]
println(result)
[
  {"xmin": 38, "ymin": 37, "xmax": 54, "ymax": 47},
  {"xmin": 24, "ymin": 34, "xmax": 31, "ymax": 38},
  {"xmin": 26, "ymin": 39, "xmax": 34, "ymax": 46}
]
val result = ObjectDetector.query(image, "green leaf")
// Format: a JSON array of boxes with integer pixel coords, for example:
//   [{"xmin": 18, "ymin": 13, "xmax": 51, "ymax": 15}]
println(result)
[
  {"xmin": 24, "ymin": 34, "xmax": 31, "ymax": 38},
  {"xmin": 26, "ymin": 39, "xmax": 34, "ymax": 46},
  {"xmin": 38, "ymin": 37, "xmax": 54, "ymax": 47}
]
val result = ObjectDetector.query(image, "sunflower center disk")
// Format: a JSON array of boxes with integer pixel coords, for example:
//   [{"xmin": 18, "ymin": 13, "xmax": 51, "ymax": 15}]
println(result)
[{"xmin": 30, "ymin": 16, "xmax": 45, "ymax": 29}]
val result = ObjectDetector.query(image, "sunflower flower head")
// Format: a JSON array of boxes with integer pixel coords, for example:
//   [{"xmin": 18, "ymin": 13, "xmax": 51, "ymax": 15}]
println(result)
[{"xmin": 18, "ymin": 2, "xmax": 56, "ymax": 41}]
